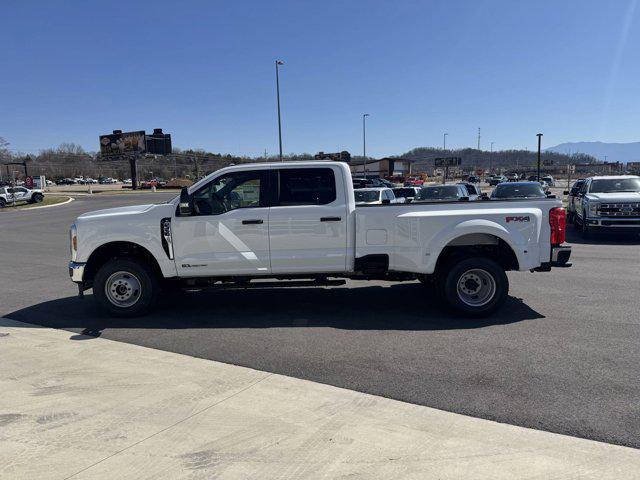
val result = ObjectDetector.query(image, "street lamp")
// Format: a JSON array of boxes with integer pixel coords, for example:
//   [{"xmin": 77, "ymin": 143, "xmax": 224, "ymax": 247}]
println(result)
[
  {"xmin": 490, "ymin": 142, "xmax": 494, "ymax": 173},
  {"xmin": 443, "ymin": 133, "xmax": 448, "ymax": 150},
  {"xmin": 363, "ymin": 114, "xmax": 370, "ymax": 178},
  {"xmin": 536, "ymin": 133, "xmax": 543, "ymax": 182},
  {"xmin": 275, "ymin": 60, "xmax": 284, "ymax": 161}
]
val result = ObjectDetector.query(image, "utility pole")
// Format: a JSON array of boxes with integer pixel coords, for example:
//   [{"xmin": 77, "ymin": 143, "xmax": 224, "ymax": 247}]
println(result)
[
  {"xmin": 275, "ymin": 60, "xmax": 284, "ymax": 161},
  {"xmin": 477, "ymin": 127, "xmax": 481, "ymax": 150},
  {"xmin": 490, "ymin": 141, "xmax": 494, "ymax": 173},
  {"xmin": 443, "ymin": 132, "xmax": 448, "ymax": 150},
  {"xmin": 363, "ymin": 113, "xmax": 370, "ymax": 179},
  {"xmin": 536, "ymin": 133, "xmax": 543, "ymax": 182}
]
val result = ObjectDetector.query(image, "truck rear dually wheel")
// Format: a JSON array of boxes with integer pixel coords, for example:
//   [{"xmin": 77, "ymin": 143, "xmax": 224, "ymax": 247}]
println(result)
[
  {"xmin": 93, "ymin": 258, "xmax": 159, "ymax": 317},
  {"xmin": 443, "ymin": 257, "xmax": 508, "ymax": 317}
]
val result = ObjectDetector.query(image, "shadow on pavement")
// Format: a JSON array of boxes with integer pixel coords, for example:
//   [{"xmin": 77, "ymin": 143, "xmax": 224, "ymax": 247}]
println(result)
[
  {"xmin": 565, "ymin": 225, "xmax": 640, "ymax": 245},
  {"xmin": 6, "ymin": 283, "xmax": 543, "ymax": 338}
]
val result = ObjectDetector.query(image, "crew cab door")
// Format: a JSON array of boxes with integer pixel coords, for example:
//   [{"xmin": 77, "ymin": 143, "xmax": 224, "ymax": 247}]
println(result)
[
  {"xmin": 268, "ymin": 166, "xmax": 348, "ymax": 273},
  {"xmin": 172, "ymin": 169, "xmax": 271, "ymax": 276}
]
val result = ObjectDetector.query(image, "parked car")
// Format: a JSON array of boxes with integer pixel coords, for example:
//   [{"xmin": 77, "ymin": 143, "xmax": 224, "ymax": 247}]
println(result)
[
  {"xmin": 488, "ymin": 175, "xmax": 507, "ymax": 186},
  {"xmin": 457, "ymin": 183, "xmax": 481, "ymax": 200},
  {"xmin": 354, "ymin": 187, "xmax": 401, "ymax": 205},
  {"xmin": 467, "ymin": 175, "xmax": 480, "ymax": 183},
  {"xmin": 541, "ymin": 175, "xmax": 555, "ymax": 187},
  {"xmin": 392, "ymin": 187, "xmax": 421, "ymax": 203},
  {"xmin": 352, "ymin": 177, "xmax": 385, "ymax": 189},
  {"xmin": 572, "ymin": 175, "xmax": 640, "ymax": 236},
  {"xmin": 57, "ymin": 178, "xmax": 76, "ymax": 185},
  {"xmin": 68, "ymin": 161, "xmax": 571, "ymax": 318},
  {"xmin": 415, "ymin": 184, "xmax": 471, "ymax": 202},
  {"xmin": 564, "ymin": 179, "xmax": 585, "ymax": 223},
  {"xmin": 0, "ymin": 186, "xmax": 44, "ymax": 207},
  {"xmin": 404, "ymin": 177, "xmax": 425, "ymax": 187},
  {"xmin": 490, "ymin": 182, "xmax": 547, "ymax": 200}
]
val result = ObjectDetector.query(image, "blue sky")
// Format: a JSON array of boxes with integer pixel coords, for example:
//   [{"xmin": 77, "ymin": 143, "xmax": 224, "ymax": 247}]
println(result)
[{"xmin": 1, "ymin": 0, "xmax": 639, "ymax": 157}]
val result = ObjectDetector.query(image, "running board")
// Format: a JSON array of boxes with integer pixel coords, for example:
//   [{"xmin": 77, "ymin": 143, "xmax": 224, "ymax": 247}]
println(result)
[{"xmin": 182, "ymin": 278, "xmax": 346, "ymax": 292}]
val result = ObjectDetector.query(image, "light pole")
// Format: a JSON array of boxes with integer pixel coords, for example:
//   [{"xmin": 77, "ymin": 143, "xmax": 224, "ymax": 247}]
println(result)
[
  {"xmin": 536, "ymin": 133, "xmax": 543, "ymax": 182},
  {"xmin": 363, "ymin": 113, "xmax": 370, "ymax": 178},
  {"xmin": 490, "ymin": 141, "xmax": 494, "ymax": 173},
  {"xmin": 443, "ymin": 133, "xmax": 448, "ymax": 150},
  {"xmin": 275, "ymin": 60, "xmax": 284, "ymax": 161}
]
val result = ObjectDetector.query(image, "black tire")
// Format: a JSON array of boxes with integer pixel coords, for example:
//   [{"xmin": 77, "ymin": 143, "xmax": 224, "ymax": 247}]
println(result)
[
  {"xmin": 0, "ymin": 198, "xmax": 5, "ymax": 208},
  {"xmin": 442, "ymin": 257, "xmax": 508, "ymax": 317},
  {"xmin": 32, "ymin": 193, "xmax": 44, "ymax": 203},
  {"xmin": 580, "ymin": 215, "xmax": 590, "ymax": 238},
  {"xmin": 93, "ymin": 258, "xmax": 159, "ymax": 317},
  {"xmin": 566, "ymin": 211, "xmax": 574, "ymax": 224}
]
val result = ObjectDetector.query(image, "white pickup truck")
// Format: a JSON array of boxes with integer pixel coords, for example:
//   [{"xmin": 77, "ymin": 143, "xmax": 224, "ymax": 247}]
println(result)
[
  {"xmin": 0, "ymin": 186, "xmax": 44, "ymax": 208},
  {"xmin": 68, "ymin": 161, "xmax": 571, "ymax": 317}
]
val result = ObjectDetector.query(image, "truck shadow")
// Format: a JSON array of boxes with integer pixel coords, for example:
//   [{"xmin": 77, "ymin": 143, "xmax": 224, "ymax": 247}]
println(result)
[
  {"xmin": 6, "ymin": 283, "xmax": 543, "ymax": 338},
  {"xmin": 565, "ymin": 226, "xmax": 640, "ymax": 245}
]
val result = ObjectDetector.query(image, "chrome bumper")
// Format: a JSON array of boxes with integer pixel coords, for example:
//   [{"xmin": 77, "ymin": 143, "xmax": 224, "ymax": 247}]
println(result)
[{"xmin": 68, "ymin": 261, "xmax": 86, "ymax": 283}]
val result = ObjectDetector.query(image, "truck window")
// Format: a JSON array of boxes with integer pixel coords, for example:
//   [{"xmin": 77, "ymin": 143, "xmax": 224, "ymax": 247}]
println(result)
[
  {"xmin": 191, "ymin": 170, "xmax": 266, "ymax": 215},
  {"xmin": 276, "ymin": 168, "xmax": 336, "ymax": 206}
]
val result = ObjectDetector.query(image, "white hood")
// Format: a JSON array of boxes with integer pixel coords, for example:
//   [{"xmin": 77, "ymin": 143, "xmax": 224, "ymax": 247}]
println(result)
[
  {"xmin": 77, "ymin": 203, "xmax": 162, "ymax": 220},
  {"xmin": 586, "ymin": 192, "xmax": 640, "ymax": 202}
]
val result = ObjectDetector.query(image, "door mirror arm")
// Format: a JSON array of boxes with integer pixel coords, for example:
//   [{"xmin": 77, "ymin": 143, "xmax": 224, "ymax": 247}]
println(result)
[{"xmin": 178, "ymin": 186, "xmax": 192, "ymax": 216}]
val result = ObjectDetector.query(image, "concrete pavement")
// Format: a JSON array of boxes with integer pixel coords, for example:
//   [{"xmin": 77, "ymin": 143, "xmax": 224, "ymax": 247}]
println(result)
[{"xmin": 1, "ymin": 318, "xmax": 638, "ymax": 480}]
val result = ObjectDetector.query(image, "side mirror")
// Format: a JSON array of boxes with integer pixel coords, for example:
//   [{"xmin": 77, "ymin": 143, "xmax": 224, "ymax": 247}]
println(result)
[
  {"xmin": 381, "ymin": 198, "xmax": 391, "ymax": 204},
  {"xmin": 563, "ymin": 190, "xmax": 569, "ymax": 195},
  {"xmin": 178, "ymin": 186, "xmax": 192, "ymax": 216}
]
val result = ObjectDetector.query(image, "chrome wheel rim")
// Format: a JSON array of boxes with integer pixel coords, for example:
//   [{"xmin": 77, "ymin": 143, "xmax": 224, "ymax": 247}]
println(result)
[
  {"xmin": 105, "ymin": 271, "xmax": 141, "ymax": 308},
  {"xmin": 456, "ymin": 268, "xmax": 496, "ymax": 307}
]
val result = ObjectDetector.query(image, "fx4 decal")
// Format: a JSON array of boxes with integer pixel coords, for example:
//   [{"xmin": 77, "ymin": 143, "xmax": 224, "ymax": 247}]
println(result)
[{"xmin": 506, "ymin": 216, "xmax": 530, "ymax": 223}]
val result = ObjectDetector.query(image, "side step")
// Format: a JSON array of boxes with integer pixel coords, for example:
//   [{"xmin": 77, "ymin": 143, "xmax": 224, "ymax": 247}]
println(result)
[{"xmin": 182, "ymin": 278, "xmax": 346, "ymax": 292}]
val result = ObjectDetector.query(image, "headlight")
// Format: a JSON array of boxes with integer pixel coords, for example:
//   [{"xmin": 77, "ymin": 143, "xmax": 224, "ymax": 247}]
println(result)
[
  {"xmin": 588, "ymin": 202, "xmax": 600, "ymax": 217},
  {"xmin": 70, "ymin": 224, "xmax": 78, "ymax": 261}
]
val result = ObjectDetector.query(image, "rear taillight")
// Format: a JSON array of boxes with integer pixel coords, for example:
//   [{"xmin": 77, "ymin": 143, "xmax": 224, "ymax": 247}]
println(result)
[{"xmin": 549, "ymin": 207, "xmax": 566, "ymax": 245}]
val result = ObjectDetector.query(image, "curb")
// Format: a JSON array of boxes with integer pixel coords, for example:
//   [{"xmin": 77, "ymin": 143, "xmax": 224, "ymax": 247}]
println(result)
[{"xmin": 7, "ymin": 196, "xmax": 74, "ymax": 211}]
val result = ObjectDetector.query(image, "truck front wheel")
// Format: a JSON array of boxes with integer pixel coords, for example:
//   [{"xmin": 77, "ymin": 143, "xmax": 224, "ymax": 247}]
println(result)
[
  {"xmin": 93, "ymin": 258, "xmax": 159, "ymax": 317},
  {"xmin": 442, "ymin": 257, "xmax": 508, "ymax": 317}
]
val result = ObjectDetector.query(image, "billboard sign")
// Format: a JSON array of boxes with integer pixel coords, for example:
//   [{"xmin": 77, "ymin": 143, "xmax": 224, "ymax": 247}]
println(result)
[
  {"xmin": 434, "ymin": 157, "xmax": 462, "ymax": 167},
  {"xmin": 100, "ymin": 130, "xmax": 146, "ymax": 156}
]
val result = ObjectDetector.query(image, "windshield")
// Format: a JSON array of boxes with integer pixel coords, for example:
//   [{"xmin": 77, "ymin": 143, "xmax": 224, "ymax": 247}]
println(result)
[
  {"xmin": 589, "ymin": 178, "xmax": 640, "ymax": 193},
  {"xmin": 492, "ymin": 183, "xmax": 545, "ymax": 198},
  {"xmin": 354, "ymin": 190, "xmax": 380, "ymax": 202},
  {"xmin": 417, "ymin": 186, "xmax": 459, "ymax": 200}
]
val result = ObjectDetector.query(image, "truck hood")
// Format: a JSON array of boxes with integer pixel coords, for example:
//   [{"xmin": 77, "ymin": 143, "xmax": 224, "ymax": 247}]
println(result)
[
  {"xmin": 586, "ymin": 192, "xmax": 640, "ymax": 202},
  {"xmin": 77, "ymin": 203, "xmax": 171, "ymax": 220}
]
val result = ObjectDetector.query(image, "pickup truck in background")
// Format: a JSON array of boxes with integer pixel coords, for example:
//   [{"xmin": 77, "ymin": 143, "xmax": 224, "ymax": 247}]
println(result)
[
  {"xmin": 68, "ymin": 161, "xmax": 571, "ymax": 317},
  {"xmin": 0, "ymin": 186, "xmax": 44, "ymax": 208},
  {"xmin": 572, "ymin": 175, "xmax": 640, "ymax": 236}
]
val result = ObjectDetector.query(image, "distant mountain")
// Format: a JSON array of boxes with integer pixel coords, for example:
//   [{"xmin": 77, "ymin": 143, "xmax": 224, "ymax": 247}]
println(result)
[{"xmin": 546, "ymin": 141, "xmax": 640, "ymax": 163}]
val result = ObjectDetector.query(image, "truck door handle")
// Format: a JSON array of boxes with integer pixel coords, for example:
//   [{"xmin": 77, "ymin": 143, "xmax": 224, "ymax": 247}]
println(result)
[
  {"xmin": 320, "ymin": 216, "xmax": 341, "ymax": 222},
  {"xmin": 242, "ymin": 219, "xmax": 263, "ymax": 225}
]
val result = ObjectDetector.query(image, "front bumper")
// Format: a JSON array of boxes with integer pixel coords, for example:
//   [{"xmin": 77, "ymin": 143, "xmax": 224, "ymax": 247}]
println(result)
[
  {"xmin": 584, "ymin": 217, "xmax": 640, "ymax": 228},
  {"xmin": 68, "ymin": 261, "xmax": 86, "ymax": 283}
]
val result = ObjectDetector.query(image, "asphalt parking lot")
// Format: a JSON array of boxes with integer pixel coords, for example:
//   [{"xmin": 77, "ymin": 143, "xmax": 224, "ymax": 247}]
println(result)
[{"xmin": 1, "ymin": 193, "xmax": 639, "ymax": 449}]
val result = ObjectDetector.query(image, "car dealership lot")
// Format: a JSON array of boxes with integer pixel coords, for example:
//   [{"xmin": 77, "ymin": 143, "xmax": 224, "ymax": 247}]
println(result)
[{"xmin": 1, "ymin": 193, "xmax": 639, "ymax": 449}]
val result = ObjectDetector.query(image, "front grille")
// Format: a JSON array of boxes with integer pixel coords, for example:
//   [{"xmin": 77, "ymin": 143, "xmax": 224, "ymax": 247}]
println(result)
[{"xmin": 599, "ymin": 202, "xmax": 640, "ymax": 218}]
